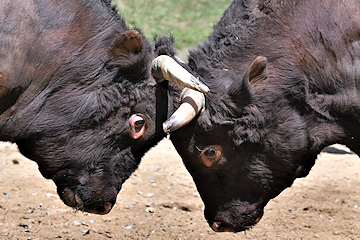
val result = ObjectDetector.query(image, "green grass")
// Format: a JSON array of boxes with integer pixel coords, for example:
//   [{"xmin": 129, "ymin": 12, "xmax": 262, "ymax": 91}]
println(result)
[{"xmin": 112, "ymin": 0, "xmax": 232, "ymax": 56}]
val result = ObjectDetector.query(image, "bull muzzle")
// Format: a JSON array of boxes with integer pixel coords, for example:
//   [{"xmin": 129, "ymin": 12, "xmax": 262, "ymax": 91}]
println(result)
[{"xmin": 151, "ymin": 55, "xmax": 208, "ymax": 133}]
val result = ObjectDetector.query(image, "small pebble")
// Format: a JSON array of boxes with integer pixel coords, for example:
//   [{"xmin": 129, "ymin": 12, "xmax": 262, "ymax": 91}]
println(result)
[
  {"xmin": 144, "ymin": 193, "xmax": 154, "ymax": 198},
  {"xmin": 122, "ymin": 225, "xmax": 133, "ymax": 229},
  {"xmin": 145, "ymin": 207, "xmax": 155, "ymax": 213}
]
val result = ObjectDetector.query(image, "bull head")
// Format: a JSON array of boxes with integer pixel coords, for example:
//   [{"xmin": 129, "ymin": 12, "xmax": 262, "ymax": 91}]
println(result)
[{"xmin": 151, "ymin": 55, "xmax": 208, "ymax": 133}]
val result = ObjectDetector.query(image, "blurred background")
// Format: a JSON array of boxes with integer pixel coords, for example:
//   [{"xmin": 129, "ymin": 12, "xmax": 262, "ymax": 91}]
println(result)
[{"xmin": 112, "ymin": 0, "xmax": 233, "ymax": 58}]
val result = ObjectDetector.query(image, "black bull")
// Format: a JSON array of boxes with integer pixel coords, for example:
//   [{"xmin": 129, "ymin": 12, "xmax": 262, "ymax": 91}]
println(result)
[
  {"xmin": 0, "ymin": 0, "xmax": 207, "ymax": 214},
  {"xmin": 169, "ymin": 0, "xmax": 360, "ymax": 233}
]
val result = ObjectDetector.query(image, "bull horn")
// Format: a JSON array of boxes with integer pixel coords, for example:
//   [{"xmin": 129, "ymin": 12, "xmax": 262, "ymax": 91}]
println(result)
[
  {"xmin": 151, "ymin": 55, "xmax": 210, "ymax": 93},
  {"xmin": 163, "ymin": 88, "xmax": 205, "ymax": 133}
]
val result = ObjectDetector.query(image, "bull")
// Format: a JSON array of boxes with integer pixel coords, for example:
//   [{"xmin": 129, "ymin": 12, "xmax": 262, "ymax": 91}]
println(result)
[
  {"xmin": 0, "ymin": 0, "xmax": 207, "ymax": 214},
  {"xmin": 166, "ymin": 0, "xmax": 360, "ymax": 232}
]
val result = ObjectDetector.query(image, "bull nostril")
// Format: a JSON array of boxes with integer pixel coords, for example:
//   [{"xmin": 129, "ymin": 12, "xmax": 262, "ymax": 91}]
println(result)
[
  {"xmin": 97, "ymin": 202, "xmax": 113, "ymax": 215},
  {"xmin": 211, "ymin": 221, "xmax": 234, "ymax": 232},
  {"xmin": 211, "ymin": 222, "xmax": 222, "ymax": 232},
  {"xmin": 103, "ymin": 202, "xmax": 113, "ymax": 213}
]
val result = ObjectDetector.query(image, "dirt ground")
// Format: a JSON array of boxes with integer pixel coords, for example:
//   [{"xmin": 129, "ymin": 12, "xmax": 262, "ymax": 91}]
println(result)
[{"xmin": 0, "ymin": 139, "xmax": 359, "ymax": 240}]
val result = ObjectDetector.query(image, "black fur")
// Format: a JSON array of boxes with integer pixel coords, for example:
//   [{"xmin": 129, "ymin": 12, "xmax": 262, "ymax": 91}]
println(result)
[
  {"xmin": 0, "ymin": 0, "xmax": 176, "ymax": 214},
  {"xmin": 171, "ymin": 0, "xmax": 360, "ymax": 232}
]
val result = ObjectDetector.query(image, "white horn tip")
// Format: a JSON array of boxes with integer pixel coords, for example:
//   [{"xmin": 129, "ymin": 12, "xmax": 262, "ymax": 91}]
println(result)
[
  {"xmin": 162, "ymin": 114, "xmax": 187, "ymax": 133},
  {"xmin": 190, "ymin": 75, "xmax": 210, "ymax": 93},
  {"xmin": 201, "ymin": 85, "xmax": 210, "ymax": 93},
  {"xmin": 163, "ymin": 122, "xmax": 172, "ymax": 134}
]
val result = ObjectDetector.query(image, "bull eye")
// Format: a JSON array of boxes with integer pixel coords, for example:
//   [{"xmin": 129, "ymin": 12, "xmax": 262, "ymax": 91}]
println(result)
[
  {"xmin": 198, "ymin": 145, "xmax": 223, "ymax": 167},
  {"xmin": 134, "ymin": 116, "xmax": 145, "ymax": 130},
  {"xmin": 129, "ymin": 114, "xmax": 147, "ymax": 139},
  {"xmin": 204, "ymin": 149, "xmax": 216, "ymax": 157}
]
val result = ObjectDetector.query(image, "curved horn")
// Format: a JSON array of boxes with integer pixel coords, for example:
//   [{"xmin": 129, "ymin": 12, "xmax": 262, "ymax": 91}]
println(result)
[
  {"xmin": 151, "ymin": 55, "xmax": 210, "ymax": 93},
  {"xmin": 163, "ymin": 88, "xmax": 205, "ymax": 133}
]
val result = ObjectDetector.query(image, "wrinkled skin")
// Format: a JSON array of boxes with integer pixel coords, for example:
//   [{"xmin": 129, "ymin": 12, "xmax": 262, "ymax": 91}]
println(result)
[
  {"xmin": 0, "ymin": 0, "xmax": 179, "ymax": 214},
  {"xmin": 171, "ymin": 0, "xmax": 360, "ymax": 232}
]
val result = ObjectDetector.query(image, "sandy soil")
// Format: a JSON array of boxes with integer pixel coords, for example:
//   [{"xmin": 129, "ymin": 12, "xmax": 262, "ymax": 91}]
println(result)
[{"xmin": 0, "ymin": 139, "xmax": 359, "ymax": 240}]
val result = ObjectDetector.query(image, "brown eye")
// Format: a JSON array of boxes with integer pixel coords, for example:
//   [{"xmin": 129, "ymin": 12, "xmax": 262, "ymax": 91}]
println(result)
[{"xmin": 199, "ymin": 145, "xmax": 223, "ymax": 167}]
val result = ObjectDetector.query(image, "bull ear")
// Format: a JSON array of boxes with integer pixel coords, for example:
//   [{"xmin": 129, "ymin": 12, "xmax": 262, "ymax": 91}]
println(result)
[
  {"xmin": 249, "ymin": 56, "xmax": 268, "ymax": 84},
  {"xmin": 108, "ymin": 30, "xmax": 144, "ymax": 60},
  {"xmin": 108, "ymin": 30, "xmax": 151, "ymax": 82},
  {"xmin": 229, "ymin": 56, "xmax": 267, "ymax": 108}
]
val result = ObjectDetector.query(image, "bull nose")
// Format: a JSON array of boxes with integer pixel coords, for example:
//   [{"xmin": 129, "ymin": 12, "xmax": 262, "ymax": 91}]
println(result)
[{"xmin": 210, "ymin": 221, "xmax": 234, "ymax": 232}]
